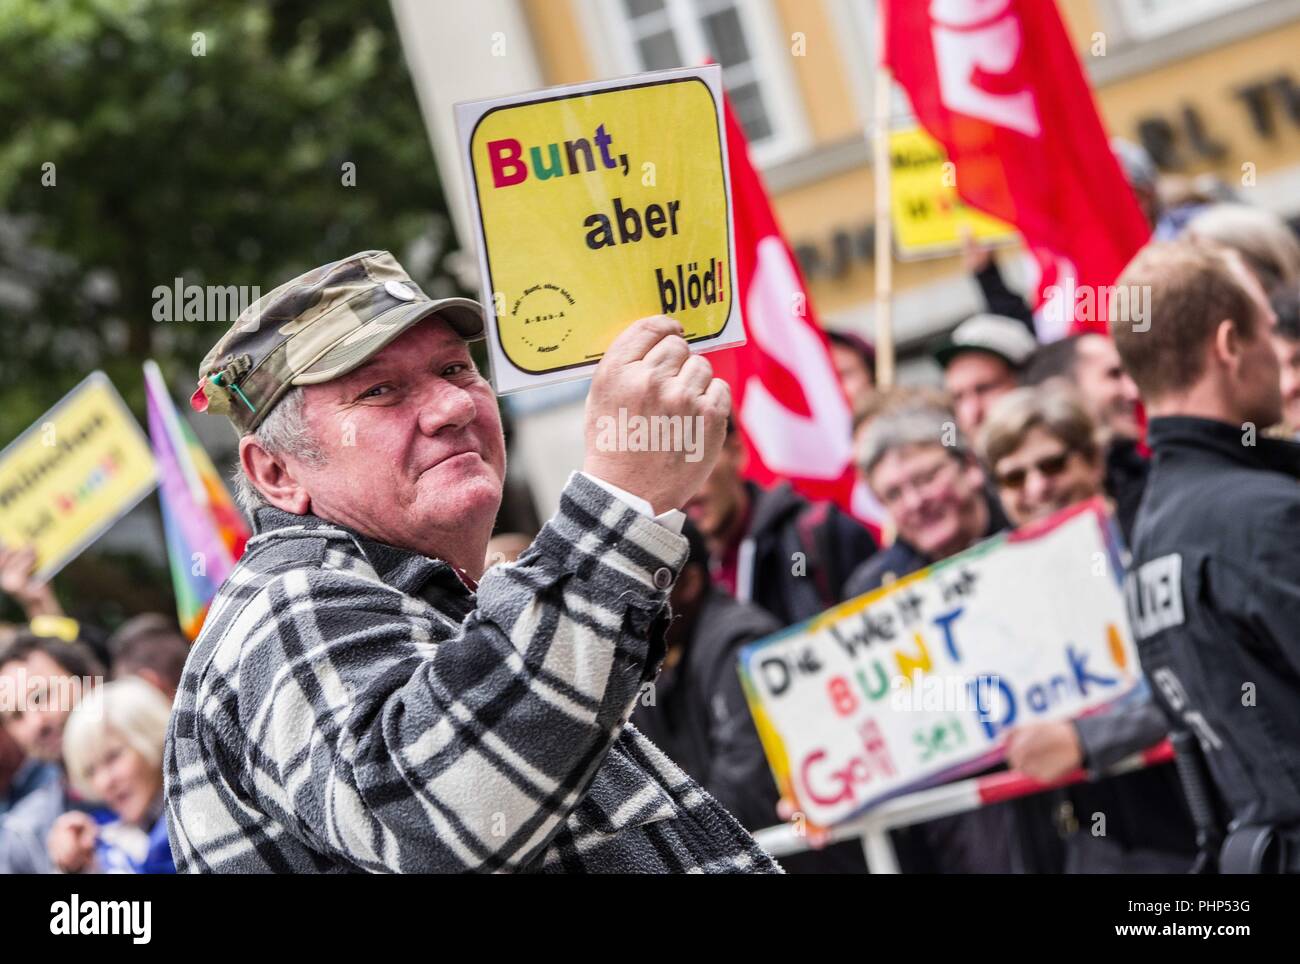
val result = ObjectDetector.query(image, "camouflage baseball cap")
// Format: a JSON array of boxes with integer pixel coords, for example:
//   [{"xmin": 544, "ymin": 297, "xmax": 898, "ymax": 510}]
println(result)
[{"xmin": 192, "ymin": 250, "xmax": 484, "ymax": 434}]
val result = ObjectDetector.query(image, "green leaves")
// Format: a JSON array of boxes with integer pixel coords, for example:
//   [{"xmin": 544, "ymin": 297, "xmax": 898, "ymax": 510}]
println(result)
[{"xmin": 0, "ymin": 0, "xmax": 457, "ymax": 443}]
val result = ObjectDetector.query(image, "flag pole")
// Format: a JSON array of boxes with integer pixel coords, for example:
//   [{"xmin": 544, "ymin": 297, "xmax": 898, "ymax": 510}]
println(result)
[{"xmin": 873, "ymin": 0, "xmax": 895, "ymax": 390}]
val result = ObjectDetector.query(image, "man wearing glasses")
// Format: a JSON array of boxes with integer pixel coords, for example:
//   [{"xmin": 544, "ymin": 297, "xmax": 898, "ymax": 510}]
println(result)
[{"xmin": 843, "ymin": 397, "xmax": 1007, "ymax": 603}]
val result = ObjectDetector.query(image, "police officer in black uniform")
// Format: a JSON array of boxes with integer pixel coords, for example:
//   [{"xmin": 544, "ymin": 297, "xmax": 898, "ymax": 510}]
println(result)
[{"xmin": 1112, "ymin": 238, "xmax": 1300, "ymax": 872}]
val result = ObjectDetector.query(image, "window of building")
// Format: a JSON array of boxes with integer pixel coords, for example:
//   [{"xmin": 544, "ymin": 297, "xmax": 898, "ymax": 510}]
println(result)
[{"xmin": 603, "ymin": 0, "xmax": 807, "ymax": 163}]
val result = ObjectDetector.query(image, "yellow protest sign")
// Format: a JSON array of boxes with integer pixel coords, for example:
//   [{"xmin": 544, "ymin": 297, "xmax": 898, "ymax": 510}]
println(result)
[
  {"xmin": 456, "ymin": 66, "xmax": 743, "ymax": 393},
  {"xmin": 889, "ymin": 126, "xmax": 1018, "ymax": 259},
  {"xmin": 0, "ymin": 372, "xmax": 157, "ymax": 581}
]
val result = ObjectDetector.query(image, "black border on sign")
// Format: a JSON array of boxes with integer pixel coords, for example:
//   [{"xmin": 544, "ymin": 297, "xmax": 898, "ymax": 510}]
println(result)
[{"xmin": 467, "ymin": 75, "xmax": 735, "ymax": 377}]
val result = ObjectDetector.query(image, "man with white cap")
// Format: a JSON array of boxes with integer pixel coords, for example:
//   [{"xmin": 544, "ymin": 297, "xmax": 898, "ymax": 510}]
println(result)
[{"xmin": 934, "ymin": 313, "xmax": 1038, "ymax": 438}]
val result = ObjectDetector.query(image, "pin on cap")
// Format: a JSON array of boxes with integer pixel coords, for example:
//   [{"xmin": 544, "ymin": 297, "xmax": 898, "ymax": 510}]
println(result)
[{"xmin": 385, "ymin": 280, "xmax": 417, "ymax": 302}]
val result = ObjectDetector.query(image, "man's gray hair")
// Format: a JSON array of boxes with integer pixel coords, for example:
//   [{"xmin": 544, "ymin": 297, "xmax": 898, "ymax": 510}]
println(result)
[
  {"xmin": 856, "ymin": 402, "xmax": 969, "ymax": 478},
  {"xmin": 232, "ymin": 386, "xmax": 325, "ymax": 516}
]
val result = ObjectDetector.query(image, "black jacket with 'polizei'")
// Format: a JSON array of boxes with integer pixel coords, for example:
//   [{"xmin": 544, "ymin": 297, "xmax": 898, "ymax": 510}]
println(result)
[{"xmin": 1127, "ymin": 416, "xmax": 1300, "ymax": 857}]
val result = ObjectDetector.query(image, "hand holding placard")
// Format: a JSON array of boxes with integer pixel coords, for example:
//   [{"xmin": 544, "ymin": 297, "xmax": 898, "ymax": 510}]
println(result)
[{"xmin": 582, "ymin": 316, "xmax": 730, "ymax": 515}]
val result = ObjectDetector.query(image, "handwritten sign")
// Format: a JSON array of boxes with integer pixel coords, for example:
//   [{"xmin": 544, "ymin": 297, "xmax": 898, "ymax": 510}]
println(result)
[
  {"xmin": 739, "ymin": 499, "xmax": 1140, "ymax": 828},
  {"xmin": 889, "ymin": 126, "xmax": 1017, "ymax": 259},
  {"xmin": 455, "ymin": 65, "xmax": 744, "ymax": 393},
  {"xmin": 0, "ymin": 372, "xmax": 157, "ymax": 581}
]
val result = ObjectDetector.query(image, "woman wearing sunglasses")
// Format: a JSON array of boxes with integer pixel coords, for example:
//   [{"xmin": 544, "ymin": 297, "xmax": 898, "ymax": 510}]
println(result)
[{"xmin": 980, "ymin": 385, "xmax": 1106, "ymax": 530}]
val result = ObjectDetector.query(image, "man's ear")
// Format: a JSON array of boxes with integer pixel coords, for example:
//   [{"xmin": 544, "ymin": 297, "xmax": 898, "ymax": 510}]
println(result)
[
  {"xmin": 239, "ymin": 436, "xmax": 310, "ymax": 514},
  {"xmin": 1213, "ymin": 318, "xmax": 1242, "ymax": 371}
]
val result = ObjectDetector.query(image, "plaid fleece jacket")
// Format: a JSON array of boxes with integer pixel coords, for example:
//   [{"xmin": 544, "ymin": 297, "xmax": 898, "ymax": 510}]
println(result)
[{"xmin": 163, "ymin": 473, "xmax": 781, "ymax": 873}]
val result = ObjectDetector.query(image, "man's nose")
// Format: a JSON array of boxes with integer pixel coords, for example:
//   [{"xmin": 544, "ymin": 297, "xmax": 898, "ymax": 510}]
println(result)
[
  {"xmin": 898, "ymin": 484, "xmax": 927, "ymax": 514},
  {"xmin": 415, "ymin": 380, "xmax": 478, "ymax": 437},
  {"xmin": 1024, "ymin": 469, "xmax": 1052, "ymax": 504}
]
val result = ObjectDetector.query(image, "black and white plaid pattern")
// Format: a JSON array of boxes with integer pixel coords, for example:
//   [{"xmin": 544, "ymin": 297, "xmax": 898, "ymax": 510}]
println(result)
[{"xmin": 164, "ymin": 473, "xmax": 781, "ymax": 873}]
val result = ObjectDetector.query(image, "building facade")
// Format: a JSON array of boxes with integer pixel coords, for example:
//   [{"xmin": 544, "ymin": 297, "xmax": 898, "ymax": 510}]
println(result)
[{"xmin": 392, "ymin": 0, "xmax": 1300, "ymax": 515}]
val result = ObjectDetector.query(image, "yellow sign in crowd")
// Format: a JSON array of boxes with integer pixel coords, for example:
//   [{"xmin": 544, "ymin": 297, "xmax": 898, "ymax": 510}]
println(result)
[
  {"xmin": 0, "ymin": 372, "xmax": 156, "ymax": 581},
  {"xmin": 888, "ymin": 126, "xmax": 1017, "ymax": 258}
]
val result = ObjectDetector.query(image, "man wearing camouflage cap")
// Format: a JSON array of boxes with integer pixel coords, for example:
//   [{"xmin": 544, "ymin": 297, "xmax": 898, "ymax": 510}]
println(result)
[{"xmin": 164, "ymin": 250, "xmax": 780, "ymax": 873}]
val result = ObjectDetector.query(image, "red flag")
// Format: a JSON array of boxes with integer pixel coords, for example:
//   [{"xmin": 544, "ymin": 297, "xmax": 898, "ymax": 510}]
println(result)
[
  {"xmin": 709, "ymin": 100, "xmax": 887, "ymax": 533},
  {"xmin": 883, "ymin": 0, "xmax": 1150, "ymax": 338}
]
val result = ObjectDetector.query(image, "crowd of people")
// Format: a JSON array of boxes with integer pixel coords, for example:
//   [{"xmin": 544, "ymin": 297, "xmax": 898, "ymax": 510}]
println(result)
[
  {"xmin": 0, "ymin": 606, "xmax": 188, "ymax": 873},
  {"xmin": 477, "ymin": 166, "xmax": 1300, "ymax": 872},
  {"xmin": 3, "ymin": 148, "xmax": 1300, "ymax": 873}
]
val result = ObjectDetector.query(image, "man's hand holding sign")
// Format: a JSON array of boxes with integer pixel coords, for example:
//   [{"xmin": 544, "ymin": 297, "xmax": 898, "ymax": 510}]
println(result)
[
  {"xmin": 583, "ymin": 316, "xmax": 730, "ymax": 515},
  {"xmin": 164, "ymin": 67, "xmax": 776, "ymax": 873}
]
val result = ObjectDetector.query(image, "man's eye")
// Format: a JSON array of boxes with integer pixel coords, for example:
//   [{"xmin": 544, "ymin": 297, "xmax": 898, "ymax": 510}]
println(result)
[
  {"xmin": 359, "ymin": 385, "xmax": 391, "ymax": 400},
  {"xmin": 442, "ymin": 362, "xmax": 472, "ymax": 377}
]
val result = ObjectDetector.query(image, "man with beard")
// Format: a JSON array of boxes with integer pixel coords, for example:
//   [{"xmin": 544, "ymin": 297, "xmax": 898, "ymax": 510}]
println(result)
[{"xmin": 684, "ymin": 420, "xmax": 877, "ymax": 629}]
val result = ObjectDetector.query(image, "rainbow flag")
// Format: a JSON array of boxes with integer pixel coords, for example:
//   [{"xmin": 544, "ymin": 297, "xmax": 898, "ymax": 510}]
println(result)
[{"xmin": 143, "ymin": 361, "xmax": 249, "ymax": 640}]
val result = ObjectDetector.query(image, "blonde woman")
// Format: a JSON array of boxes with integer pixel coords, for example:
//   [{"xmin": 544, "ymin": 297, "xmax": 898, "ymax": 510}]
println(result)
[{"xmin": 47, "ymin": 678, "xmax": 174, "ymax": 873}]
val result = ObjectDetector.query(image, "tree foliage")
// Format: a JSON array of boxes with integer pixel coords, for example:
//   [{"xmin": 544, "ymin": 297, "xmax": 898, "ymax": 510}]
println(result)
[
  {"xmin": 0, "ymin": 0, "xmax": 459, "ymax": 440},
  {"xmin": 0, "ymin": 0, "xmax": 462, "ymax": 626}
]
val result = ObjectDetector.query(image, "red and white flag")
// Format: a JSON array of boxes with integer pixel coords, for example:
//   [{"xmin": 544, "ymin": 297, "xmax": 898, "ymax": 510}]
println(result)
[
  {"xmin": 709, "ymin": 100, "xmax": 886, "ymax": 534},
  {"xmin": 883, "ymin": 0, "xmax": 1150, "ymax": 339}
]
